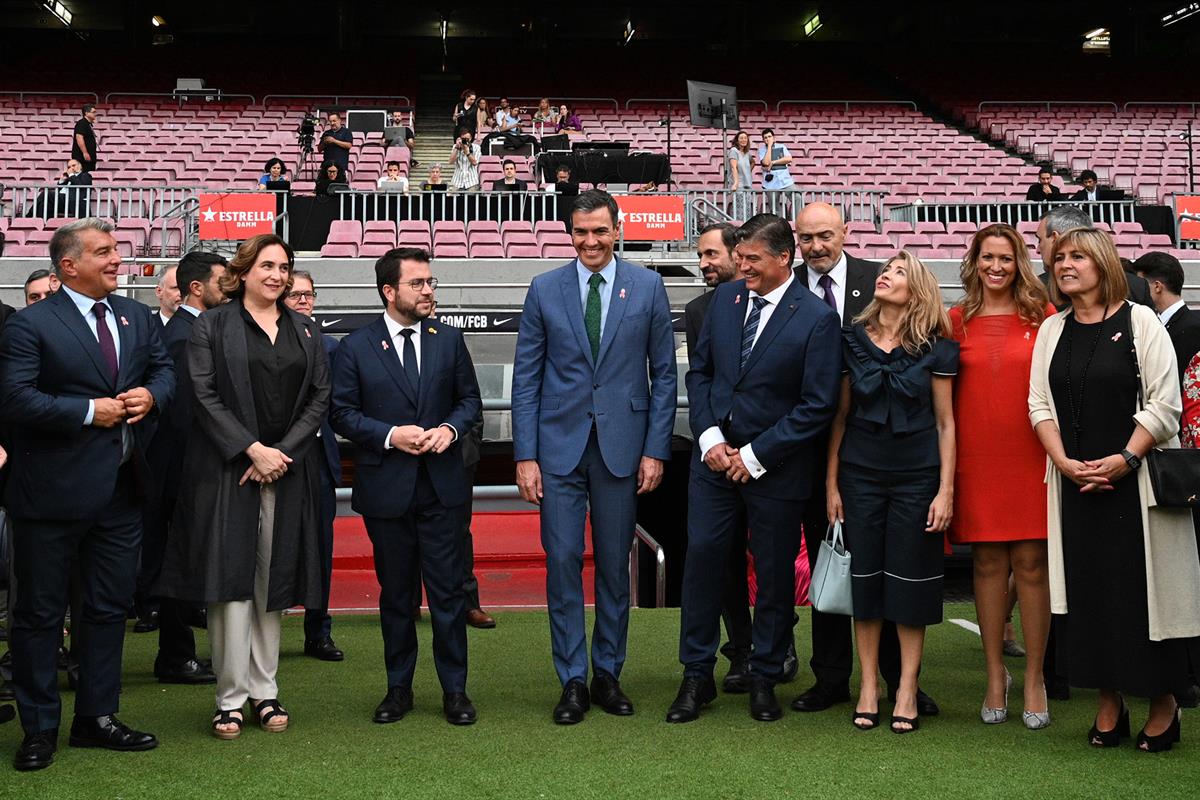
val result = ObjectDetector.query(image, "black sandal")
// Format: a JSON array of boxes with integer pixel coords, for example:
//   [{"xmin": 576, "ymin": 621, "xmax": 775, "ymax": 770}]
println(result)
[
  {"xmin": 890, "ymin": 715, "xmax": 920, "ymax": 734},
  {"xmin": 251, "ymin": 698, "xmax": 289, "ymax": 733},
  {"xmin": 211, "ymin": 709, "xmax": 243, "ymax": 740},
  {"xmin": 852, "ymin": 710, "xmax": 880, "ymax": 730}
]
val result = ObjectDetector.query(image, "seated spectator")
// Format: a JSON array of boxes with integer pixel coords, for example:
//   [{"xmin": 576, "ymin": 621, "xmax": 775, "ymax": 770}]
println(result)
[
  {"xmin": 495, "ymin": 98, "xmax": 521, "ymax": 134},
  {"xmin": 476, "ymin": 99, "xmax": 494, "ymax": 135},
  {"xmin": 257, "ymin": 158, "xmax": 289, "ymax": 191},
  {"xmin": 386, "ymin": 111, "xmax": 418, "ymax": 166},
  {"xmin": 23, "ymin": 268, "xmax": 59, "ymax": 306},
  {"xmin": 449, "ymin": 129, "xmax": 481, "ymax": 192},
  {"xmin": 377, "ymin": 161, "xmax": 409, "ymax": 192},
  {"xmin": 315, "ymin": 162, "xmax": 348, "ymax": 196},
  {"xmin": 632, "ymin": 180, "xmax": 659, "ymax": 192},
  {"xmin": 1070, "ymin": 169, "xmax": 1123, "ymax": 201},
  {"xmin": 1024, "ymin": 167, "xmax": 1063, "ymax": 201},
  {"xmin": 52, "ymin": 158, "xmax": 93, "ymax": 216},
  {"xmin": 533, "ymin": 98, "xmax": 559, "ymax": 127},
  {"xmin": 556, "ymin": 104, "xmax": 583, "ymax": 133},
  {"xmin": 422, "ymin": 164, "xmax": 448, "ymax": 191},
  {"xmin": 491, "ymin": 159, "xmax": 528, "ymax": 191},
  {"xmin": 553, "ymin": 164, "xmax": 579, "ymax": 194}
]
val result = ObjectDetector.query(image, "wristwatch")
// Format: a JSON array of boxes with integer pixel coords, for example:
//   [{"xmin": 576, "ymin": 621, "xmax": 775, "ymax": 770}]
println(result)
[{"xmin": 1120, "ymin": 449, "xmax": 1142, "ymax": 470}]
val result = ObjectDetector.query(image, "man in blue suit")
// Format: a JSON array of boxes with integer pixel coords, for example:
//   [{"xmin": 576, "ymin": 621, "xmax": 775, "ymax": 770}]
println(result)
[
  {"xmin": 668, "ymin": 214, "xmax": 842, "ymax": 723},
  {"xmin": 512, "ymin": 190, "xmax": 677, "ymax": 724},
  {"xmin": 331, "ymin": 247, "xmax": 482, "ymax": 726},
  {"xmin": 284, "ymin": 270, "xmax": 346, "ymax": 663},
  {"xmin": 0, "ymin": 218, "xmax": 175, "ymax": 770}
]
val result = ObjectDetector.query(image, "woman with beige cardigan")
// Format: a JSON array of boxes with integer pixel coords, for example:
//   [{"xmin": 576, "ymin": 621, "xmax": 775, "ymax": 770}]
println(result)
[{"xmin": 1029, "ymin": 227, "xmax": 1200, "ymax": 753}]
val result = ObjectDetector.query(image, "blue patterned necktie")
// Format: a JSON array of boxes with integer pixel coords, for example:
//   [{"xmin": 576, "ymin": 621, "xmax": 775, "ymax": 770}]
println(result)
[
  {"xmin": 740, "ymin": 296, "xmax": 768, "ymax": 371},
  {"xmin": 400, "ymin": 328, "xmax": 419, "ymax": 391}
]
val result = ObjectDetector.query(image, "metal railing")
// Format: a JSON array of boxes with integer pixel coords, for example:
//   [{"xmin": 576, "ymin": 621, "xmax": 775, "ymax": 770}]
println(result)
[
  {"xmin": 775, "ymin": 99, "xmax": 919, "ymax": 112},
  {"xmin": 0, "ymin": 90, "xmax": 99, "ymax": 104},
  {"xmin": 336, "ymin": 189, "xmax": 562, "ymax": 226},
  {"xmin": 976, "ymin": 100, "xmax": 1119, "ymax": 113},
  {"xmin": 507, "ymin": 97, "xmax": 620, "ymax": 113},
  {"xmin": 103, "ymin": 91, "xmax": 258, "ymax": 105},
  {"xmin": 889, "ymin": 199, "xmax": 1138, "ymax": 227},
  {"xmin": 1123, "ymin": 101, "xmax": 1200, "ymax": 114},
  {"xmin": 685, "ymin": 189, "xmax": 887, "ymax": 230},
  {"xmin": 262, "ymin": 94, "xmax": 411, "ymax": 109},
  {"xmin": 625, "ymin": 98, "xmax": 770, "ymax": 112}
]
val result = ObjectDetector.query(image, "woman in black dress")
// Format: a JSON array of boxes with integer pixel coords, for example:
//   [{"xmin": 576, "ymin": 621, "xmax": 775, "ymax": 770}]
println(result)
[{"xmin": 1030, "ymin": 226, "xmax": 1200, "ymax": 752}]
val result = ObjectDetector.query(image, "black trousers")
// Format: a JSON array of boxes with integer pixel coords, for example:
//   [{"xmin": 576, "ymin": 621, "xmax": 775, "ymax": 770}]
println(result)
[
  {"xmin": 11, "ymin": 467, "xmax": 141, "ymax": 734},
  {"xmin": 412, "ymin": 460, "xmax": 481, "ymax": 611},
  {"xmin": 365, "ymin": 464, "xmax": 467, "ymax": 692},
  {"xmin": 140, "ymin": 491, "xmax": 197, "ymax": 666},
  {"xmin": 303, "ymin": 462, "xmax": 337, "ymax": 641},
  {"xmin": 719, "ymin": 519, "xmax": 798, "ymax": 664}
]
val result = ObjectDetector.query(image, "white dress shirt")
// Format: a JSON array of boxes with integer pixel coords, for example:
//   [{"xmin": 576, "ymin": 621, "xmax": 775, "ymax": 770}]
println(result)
[
  {"xmin": 158, "ymin": 310, "xmax": 171, "ymax": 326},
  {"xmin": 1160, "ymin": 298, "xmax": 1187, "ymax": 326},
  {"xmin": 697, "ymin": 271, "xmax": 797, "ymax": 479},
  {"xmin": 380, "ymin": 312, "xmax": 457, "ymax": 449},
  {"xmin": 178, "ymin": 303, "xmax": 201, "ymax": 318},
  {"xmin": 805, "ymin": 251, "xmax": 848, "ymax": 318}
]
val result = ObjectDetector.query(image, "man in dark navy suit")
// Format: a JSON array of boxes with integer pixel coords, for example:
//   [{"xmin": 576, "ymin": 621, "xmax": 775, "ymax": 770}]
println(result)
[
  {"xmin": 142, "ymin": 250, "xmax": 227, "ymax": 686},
  {"xmin": 331, "ymin": 247, "xmax": 482, "ymax": 725},
  {"xmin": 284, "ymin": 270, "xmax": 346, "ymax": 662},
  {"xmin": 0, "ymin": 218, "xmax": 175, "ymax": 770},
  {"xmin": 668, "ymin": 214, "xmax": 841, "ymax": 723}
]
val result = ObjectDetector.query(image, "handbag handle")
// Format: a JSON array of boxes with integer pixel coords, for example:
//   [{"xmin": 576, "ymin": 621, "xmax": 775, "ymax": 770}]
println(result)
[{"xmin": 825, "ymin": 519, "xmax": 845, "ymax": 553}]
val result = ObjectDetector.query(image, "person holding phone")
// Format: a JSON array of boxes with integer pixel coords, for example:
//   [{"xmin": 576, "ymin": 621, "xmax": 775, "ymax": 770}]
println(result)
[{"xmin": 757, "ymin": 129, "xmax": 794, "ymax": 216}]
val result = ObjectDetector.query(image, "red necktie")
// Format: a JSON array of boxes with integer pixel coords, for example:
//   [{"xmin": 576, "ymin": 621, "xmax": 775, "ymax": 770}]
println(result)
[{"xmin": 92, "ymin": 302, "xmax": 118, "ymax": 384}]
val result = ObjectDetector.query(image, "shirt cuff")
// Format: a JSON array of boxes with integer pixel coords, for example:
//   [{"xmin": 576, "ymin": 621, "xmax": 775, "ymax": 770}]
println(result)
[
  {"xmin": 740, "ymin": 443, "xmax": 767, "ymax": 479},
  {"xmin": 698, "ymin": 426, "xmax": 726, "ymax": 460},
  {"xmin": 440, "ymin": 423, "xmax": 459, "ymax": 442},
  {"xmin": 384, "ymin": 426, "xmax": 396, "ymax": 450},
  {"xmin": 83, "ymin": 399, "xmax": 95, "ymax": 427}
]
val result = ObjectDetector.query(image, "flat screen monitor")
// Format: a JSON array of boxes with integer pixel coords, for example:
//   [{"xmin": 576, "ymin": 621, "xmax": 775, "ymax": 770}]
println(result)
[{"xmin": 686, "ymin": 81, "xmax": 739, "ymax": 130}]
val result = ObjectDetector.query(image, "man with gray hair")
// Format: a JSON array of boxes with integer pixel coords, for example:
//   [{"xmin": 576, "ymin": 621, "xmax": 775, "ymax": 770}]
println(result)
[
  {"xmin": 1036, "ymin": 206, "xmax": 1152, "ymax": 307},
  {"xmin": 153, "ymin": 265, "xmax": 179, "ymax": 327},
  {"xmin": 0, "ymin": 217, "xmax": 175, "ymax": 770}
]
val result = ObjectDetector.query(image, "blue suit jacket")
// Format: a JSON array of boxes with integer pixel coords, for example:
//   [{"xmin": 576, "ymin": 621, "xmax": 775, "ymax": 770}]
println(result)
[
  {"xmin": 686, "ymin": 276, "xmax": 842, "ymax": 499},
  {"xmin": 511, "ymin": 258, "xmax": 677, "ymax": 478},
  {"xmin": 330, "ymin": 315, "xmax": 481, "ymax": 518},
  {"xmin": 318, "ymin": 333, "xmax": 342, "ymax": 484},
  {"xmin": 0, "ymin": 288, "xmax": 176, "ymax": 518}
]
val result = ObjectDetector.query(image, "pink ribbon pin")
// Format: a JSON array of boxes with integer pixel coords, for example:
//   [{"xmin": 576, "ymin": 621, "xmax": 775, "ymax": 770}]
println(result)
[
  {"xmin": 735, "ymin": 294, "xmax": 741, "ymax": 305},
  {"xmin": 381, "ymin": 339, "xmax": 389, "ymax": 350},
  {"xmin": 619, "ymin": 288, "xmax": 626, "ymax": 299},
  {"xmin": 119, "ymin": 315, "xmax": 129, "ymax": 326}
]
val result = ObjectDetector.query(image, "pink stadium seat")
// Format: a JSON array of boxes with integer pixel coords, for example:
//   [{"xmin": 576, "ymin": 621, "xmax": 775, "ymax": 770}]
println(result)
[
  {"xmin": 1112, "ymin": 222, "xmax": 1143, "ymax": 235},
  {"xmin": 433, "ymin": 242, "xmax": 468, "ymax": 258},
  {"xmin": 398, "ymin": 232, "xmax": 432, "ymax": 250},
  {"xmin": 364, "ymin": 221, "xmax": 397, "ymax": 239},
  {"xmin": 542, "ymin": 244, "xmax": 578, "ymax": 259},
  {"xmin": 895, "ymin": 233, "xmax": 932, "ymax": 250},
  {"xmin": 505, "ymin": 244, "xmax": 542, "ymax": 258},
  {"xmin": 946, "ymin": 222, "xmax": 976, "ymax": 236},
  {"xmin": 914, "ymin": 222, "xmax": 945, "ymax": 235},
  {"xmin": 469, "ymin": 243, "xmax": 505, "ymax": 258},
  {"xmin": 359, "ymin": 243, "xmax": 395, "ymax": 258},
  {"xmin": 3, "ymin": 244, "xmax": 44, "ymax": 257},
  {"xmin": 320, "ymin": 243, "xmax": 359, "ymax": 257},
  {"xmin": 329, "ymin": 220, "xmax": 363, "ymax": 241}
]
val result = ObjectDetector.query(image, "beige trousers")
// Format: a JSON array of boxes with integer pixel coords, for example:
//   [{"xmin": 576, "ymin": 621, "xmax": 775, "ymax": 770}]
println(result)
[{"xmin": 208, "ymin": 484, "xmax": 281, "ymax": 711}]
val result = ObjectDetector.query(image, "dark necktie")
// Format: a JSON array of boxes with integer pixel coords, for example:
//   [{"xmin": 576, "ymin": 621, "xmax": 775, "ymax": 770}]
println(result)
[
  {"xmin": 585, "ymin": 272, "xmax": 605, "ymax": 361},
  {"xmin": 740, "ymin": 296, "xmax": 768, "ymax": 371},
  {"xmin": 92, "ymin": 302, "xmax": 118, "ymax": 384},
  {"xmin": 817, "ymin": 273, "xmax": 838, "ymax": 315},
  {"xmin": 400, "ymin": 328, "xmax": 419, "ymax": 391}
]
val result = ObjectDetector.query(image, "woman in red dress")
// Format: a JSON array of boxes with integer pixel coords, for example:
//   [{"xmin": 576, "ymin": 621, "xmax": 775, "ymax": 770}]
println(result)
[{"xmin": 949, "ymin": 223, "xmax": 1054, "ymax": 729}]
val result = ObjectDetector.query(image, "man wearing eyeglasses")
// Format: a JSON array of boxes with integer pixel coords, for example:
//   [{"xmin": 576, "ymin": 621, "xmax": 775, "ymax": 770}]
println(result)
[
  {"xmin": 283, "ymin": 272, "xmax": 346, "ymax": 664},
  {"xmin": 330, "ymin": 248, "xmax": 482, "ymax": 726}
]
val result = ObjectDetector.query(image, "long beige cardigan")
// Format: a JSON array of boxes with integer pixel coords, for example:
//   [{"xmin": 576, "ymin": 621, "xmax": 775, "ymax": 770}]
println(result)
[{"xmin": 1028, "ymin": 302, "xmax": 1200, "ymax": 641}]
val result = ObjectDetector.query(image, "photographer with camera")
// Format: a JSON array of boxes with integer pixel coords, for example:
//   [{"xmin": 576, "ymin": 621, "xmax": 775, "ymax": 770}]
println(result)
[
  {"xmin": 757, "ymin": 128, "xmax": 794, "ymax": 216},
  {"xmin": 318, "ymin": 111, "xmax": 353, "ymax": 175},
  {"xmin": 448, "ymin": 128, "xmax": 482, "ymax": 192}
]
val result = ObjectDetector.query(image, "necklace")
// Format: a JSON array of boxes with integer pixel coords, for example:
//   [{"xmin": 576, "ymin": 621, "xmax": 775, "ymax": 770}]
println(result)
[{"xmin": 1063, "ymin": 304, "xmax": 1114, "ymax": 455}]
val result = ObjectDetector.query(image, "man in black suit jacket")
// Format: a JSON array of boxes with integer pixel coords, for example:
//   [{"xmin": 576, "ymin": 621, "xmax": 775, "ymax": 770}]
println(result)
[
  {"xmin": 0, "ymin": 218, "xmax": 174, "ymax": 771},
  {"xmin": 1135, "ymin": 252, "xmax": 1200, "ymax": 386},
  {"xmin": 141, "ymin": 251, "xmax": 227, "ymax": 685},
  {"xmin": 790, "ymin": 202, "xmax": 939, "ymax": 717},
  {"xmin": 491, "ymin": 159, "xmax": 527, "ymax": 191},
  {"xmin": 1024, "ymin": 167, "xmax": 1063, "ymax": 201},
  {"xmin": 330, "ymin": 247, "xmax": 482, "ymax": 726},
  {"xmin": 669, "ymin": 215, "xmax": 842, "ymax": 724},
  {"xmin": 1036, "ymin": 206, "xmax": 1153, "ymax": 308}
]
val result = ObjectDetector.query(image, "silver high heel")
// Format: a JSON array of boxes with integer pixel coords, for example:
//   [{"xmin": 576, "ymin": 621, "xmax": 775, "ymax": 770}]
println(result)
[
  {"xmin": 1023, "ymin": 684, "xmax": 1051, "ymax": 730},
  {"xmin": 981, "ymin": 669, "xmax": 1012, "ymax": 724}
]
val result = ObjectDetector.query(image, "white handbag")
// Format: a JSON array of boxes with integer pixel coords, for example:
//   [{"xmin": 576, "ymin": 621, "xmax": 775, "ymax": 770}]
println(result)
[{"xmin": 810, "ymin": 520, "xmax": 853, "ymax": 616}]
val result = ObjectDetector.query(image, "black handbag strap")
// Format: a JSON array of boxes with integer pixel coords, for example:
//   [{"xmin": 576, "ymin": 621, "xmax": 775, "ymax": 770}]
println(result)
[{"xmin": 1119, "ymin": 303, "xmax": 1145, "ymax": 412}]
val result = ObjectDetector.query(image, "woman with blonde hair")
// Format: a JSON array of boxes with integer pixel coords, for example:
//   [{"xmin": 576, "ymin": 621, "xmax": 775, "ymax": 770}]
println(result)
[
  {"xmin": 827, "ymin": 250, "xmax": 958, "ymax": 734},
  {"xmin": 949, "ymin": 223, "xmax": 1055, "ymax": 729},
  {"xmin": 1030, "ymin": 227, "xmax": 1200, "ymax": 752}
]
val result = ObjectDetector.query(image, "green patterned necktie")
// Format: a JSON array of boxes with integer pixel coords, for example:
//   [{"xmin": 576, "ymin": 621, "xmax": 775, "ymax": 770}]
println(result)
[{"xmin": 585, "ymin": 272, "xmax": 605, "ymax": 361}]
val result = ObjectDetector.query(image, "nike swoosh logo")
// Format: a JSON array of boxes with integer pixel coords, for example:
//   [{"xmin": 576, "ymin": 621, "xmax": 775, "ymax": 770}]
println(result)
[
  {"xmin": 491, "ymin": 317, "xmax": 514, "ymax": 325},
  {"xmin": 320, "ymin": 318, "xmax": 342, "ymax": 328}
]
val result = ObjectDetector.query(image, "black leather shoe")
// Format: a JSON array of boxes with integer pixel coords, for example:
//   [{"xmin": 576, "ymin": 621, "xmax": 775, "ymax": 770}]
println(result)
[
  {"xmin": 133, "ymin": 610, "xmax": 159, "ymax": 634},
  {"xmin": 443, "ymin": 692, "xmax": 477, "ymax": 725},
  {"xmin": 553, "ymin": 679, "xmax": 590, "ymax": 725},
  {"xmin": 373, "ymin": 686, "xmax": 413, "ymax": 723},
  {"xmin": 750, "ymin": 680, "xmax": 783, "ymax": 721},
  {"xmin": 186, "ymin": 606, "xmax": 208, "ymax": 629},
  {"xmin": 722, "ymin": 658, "xmax": 752, "ymax": 694},
  {"xmin": 886, "ymin": 687, "xmax": 941, "ymax": 717},
  {"xmin": 304, "ymin": 637, "xmax": 345, "ymax": 662},
  {"xmin": 14, "ymin": 729, "xmax": 57, "ymax": 771},
  {"xmin": 590, "ymin": 673, "xmax": 633, "ymax": 716},
  {"xmin": 68, "ymin": 715, "xmax": 158, "ymax": 751},
  {"xmin": 790, "ymin": 684, "xmax": 851, "ymax": 712},
  {"xmin": 781, "ymin": 642, "xmax": 799, "ymax": 683},
  {"xmin": 154, "ymin": 657, "xmax": 216, "ymax": 685},
  {"xmin": 1176, "ymin": 683, "xmax": 1200, "ymax": 709},
  {"xmin": 0, "ymin": 704, "xmax": 14, "ymax": 724},
  {"xmin": 666, "ymin": 675, "xmax": 717, "ymax": 723}
]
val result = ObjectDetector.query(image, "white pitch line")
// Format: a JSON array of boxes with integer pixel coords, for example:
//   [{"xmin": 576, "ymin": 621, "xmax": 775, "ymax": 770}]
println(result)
[{"xmin": 949, "ymin": 618, "xmax": 981, "ymax": 636}]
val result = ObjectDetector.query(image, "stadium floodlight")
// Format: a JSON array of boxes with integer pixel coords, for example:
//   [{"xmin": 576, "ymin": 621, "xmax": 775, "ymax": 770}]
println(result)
[
  {"xmin": 42, "ymin": 1, "xmax": 72, "ymax": 27},
  {"xmin": 803, "ymin": 14, "xmax": 822, "ymax": 37},
  {"xmin": 151, "ymin": 15, "xmax": 166, "ymax": 27},
  {"xmin": 622, "ymin": 20, "xmax": 636, "ymax": 45},
  {"xmin": 1162, "ymin": 3, "xmax": 1200, "ymax": 26},
  {"xmin": 1083, "ymin": 27, "xmax": 1106, "ymax": 39}
]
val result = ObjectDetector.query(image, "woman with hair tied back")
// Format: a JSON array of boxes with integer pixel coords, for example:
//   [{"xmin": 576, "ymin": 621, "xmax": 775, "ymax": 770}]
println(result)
[
  {"xmin": 1029, "ymin": 226, "xmax": 1200, "ymax": 752},
  {"xmin": 949, "ymin": 224, "xmax": 1055, "ymax": 730},
  {"xmin": 156, "ymin": 234, "xmax": 331, "ymax": 741},
  {"xmin": 826, "ymin": 250, "xmax": 958, "ymax": 734}
]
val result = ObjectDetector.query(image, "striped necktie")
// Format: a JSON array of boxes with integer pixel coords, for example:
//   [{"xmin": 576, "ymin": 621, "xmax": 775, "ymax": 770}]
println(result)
[{"xmin": 740, "ymin": 296, "xmax": 768, "ymax": 371}]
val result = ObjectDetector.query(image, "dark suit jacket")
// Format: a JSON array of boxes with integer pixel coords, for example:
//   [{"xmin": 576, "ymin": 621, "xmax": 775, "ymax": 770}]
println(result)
[
  {"xmin": 1070, "ymin": 188, "xmax": 1124, "ymax": 201},
  {"xmin": 147, "ymin": 307, "xmax": 199, "ymax": 500},
  {"xmin": 683, "ymin": 290, "xmax": 715, "ymax": 355},
  {"xmin": 158, "ymin": 299, "xmax": 330, "ymax": 610},
  {"xmin": 0, "ymin": 288, "xmax": 175, "ymax": 519},
  {"xmin": 1165, "ymin": 304, "xmax": 1200, "ymax": 386},
  {"xmin": 491, "ymin": 179, "xmax": 528, "ymax": 191},
  {"xmin": 319, "ymin": 333, "xmax": 342, "ymax": 483},
  {"xmin": 331, "ymin": 315, "xmax": 482, "ymax": 518},
  {"xmin": 687, "ymin": 277, "xmax": 842, "ymax": 499},
  {"xmin": 1026, "ymin": 184, "xmax": 1063, "ymax": 201}
]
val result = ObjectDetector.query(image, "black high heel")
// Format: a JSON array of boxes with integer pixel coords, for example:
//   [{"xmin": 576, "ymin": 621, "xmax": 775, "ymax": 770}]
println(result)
[
  {"xmin": 852, "ymin": 710, "xmax": 880, "ymax": 730},
  {"xmin": 1088, "ymin": 703, "xmax": 1130, "ymax": 748},
  {"xmin": 1137, "ymin": 709, "xmax": 1181, "ymax": 753}
]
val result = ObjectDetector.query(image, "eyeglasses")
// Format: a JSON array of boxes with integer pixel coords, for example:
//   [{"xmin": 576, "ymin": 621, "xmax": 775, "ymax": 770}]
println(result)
[
  {"xmin": 287, "ymin": 291, "xmax": 317, "ymax": 301},
  {"xmin": 400, "ymin": 278, "xmax": 438, "ymax": 291}
]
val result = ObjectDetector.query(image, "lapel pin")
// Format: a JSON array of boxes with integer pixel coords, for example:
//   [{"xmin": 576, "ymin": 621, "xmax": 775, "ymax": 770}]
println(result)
[
  {"xmin": 619, "ymin": 288, "xmax": 626, "ymax": 299},
  {"xmin": 119, "ymin": 315, "xmax": 129, "ymax": 326},
  {"xmin": 851, "ymin": 289, "xmax": 861, "ymax": 298},
  {"xmin": 304, "ymin": 328, "xmax": 312, "ymax": 338},
  {"xmin": 1111, "ymin": 331, "xmax": 1123, "ymax": 342},
  {"xmin": 735, "ymin": 294, "xmax": 741, "ymax": 305},
  {"xmin": 428, "ymin": 326, "xmax": 437, "ymax": 334},
  {"xmin": 381, "ymin": 339, "xmax": 390, "ymax": 350},
  {"xmin": 1024, "ymin": 331, "xmax": 1031, "ymax": 340}
]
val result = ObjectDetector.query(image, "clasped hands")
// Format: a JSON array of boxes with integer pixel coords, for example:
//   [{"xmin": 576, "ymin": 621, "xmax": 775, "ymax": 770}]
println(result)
[
  {"xmin": 241, "ymin": 442, "xmax": 292, "ymax": 486},
  {"xmin": 1058, "ymin": 453, "xmax": 1130, "ymax": 493},
  {"xmin": 91, "ymin": 388, "xmax": 154, "ymax": 428},
  {"xmin": 390, "ymin": 424, "xmax": 455, "ymax": 456},
  {"xmin": 703, "ymin": 443, "xmax": 752, "ymax": 484}
]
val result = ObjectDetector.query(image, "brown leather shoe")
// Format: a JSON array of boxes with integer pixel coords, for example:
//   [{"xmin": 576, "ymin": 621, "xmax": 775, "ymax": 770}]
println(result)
[{"xmin": 466, "ymin": 609, "xmax": 496, "ymax": 629}]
